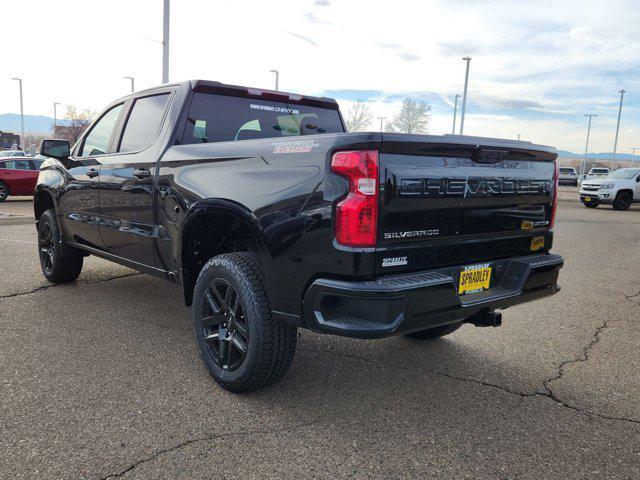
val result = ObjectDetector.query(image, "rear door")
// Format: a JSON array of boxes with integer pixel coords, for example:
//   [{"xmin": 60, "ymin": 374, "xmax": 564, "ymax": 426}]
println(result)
[
  {"xmin": 0, "ymin": 159, "xmax": 37, "ymax": 195},
  {"xmin": 98, "ymin": 92, "xmax": 172, "ymax": 267},
  {"xmin": 377, "ymin": 136, "xmax": 556, "ymax": 274}
]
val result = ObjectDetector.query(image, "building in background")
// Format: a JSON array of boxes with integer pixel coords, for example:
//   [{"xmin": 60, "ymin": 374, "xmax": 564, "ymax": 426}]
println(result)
[{"xmin": 0, "ymin": 131, "xmax": 21, "ymax": 150}]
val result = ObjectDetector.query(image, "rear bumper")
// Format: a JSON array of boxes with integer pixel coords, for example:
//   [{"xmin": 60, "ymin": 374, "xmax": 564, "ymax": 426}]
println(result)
[{"xmin": 302, "ymin": 253, "xmax": 563, "ymax": 338}]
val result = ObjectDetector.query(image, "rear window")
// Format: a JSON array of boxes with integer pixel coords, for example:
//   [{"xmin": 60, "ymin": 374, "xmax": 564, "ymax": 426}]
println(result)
[
  {"xmin": 559, "ymin": 168, "xmax": 575, "ymax": 173},
  {"xmin": 180, "ymin": 93, "xmax": 343, "ymax": 145},
  {"xmin": 591, "ymin": 168, "xmax": 609, "ymax": 174}
]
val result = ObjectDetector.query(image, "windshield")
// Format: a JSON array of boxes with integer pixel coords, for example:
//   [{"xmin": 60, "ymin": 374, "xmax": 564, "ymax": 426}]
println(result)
[{"xmin": 606, "ymin": 168, "xmax": 640, "ymax": 180}]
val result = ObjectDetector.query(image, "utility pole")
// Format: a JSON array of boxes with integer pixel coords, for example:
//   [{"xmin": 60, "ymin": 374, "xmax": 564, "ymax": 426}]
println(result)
[
  {"xmin": 629, "ymin": 147, "xmax": 640, "ymax": 167},
  {"xmin": 517, "ymin": 134, "xmax": 521, "ymax": 141},
  {"xmin": 459, "ymin": 57, "xmax": 471, "ymax": 135},
  {"xmin": 53, "ymin": 102, "xmax": 60, "ymax": 132},
  {"xmin": 612, "ymin": 89, "xmax": 625, "ymax": 170},
  {"xmin": 124, "ymin": 76, "xmax": 135, "ymax": 93},
  {"xmin": 377, "ymin": 116, "xmax": 386, "ymax": 132},
  {"xmin": 451, "ymin": 94, "xmax": 460, "ymax": 134},
  {"xmin": 10, "ymin": 78, "xmax": 24, "ymax": 147},
  {"xmin": 582, "ymin": 114, "xmax": 597, "ymax": 177},
  {"xmin": 269, "ymin": 69, "xmax": 279, "ymax": 91},
  {"xmin": 162, "ymin": 0, "xmax": 170, "ymax": 83}
]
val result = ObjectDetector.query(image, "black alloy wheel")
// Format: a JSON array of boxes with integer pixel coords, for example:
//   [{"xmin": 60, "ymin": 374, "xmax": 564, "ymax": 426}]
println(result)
[
  {"xmin": 39, "ymin": 220, "xmax": 55, "ymax": 274},
  {"xmin": 200, "ymin": 278, "xmax": 249, "ymax": 371}
]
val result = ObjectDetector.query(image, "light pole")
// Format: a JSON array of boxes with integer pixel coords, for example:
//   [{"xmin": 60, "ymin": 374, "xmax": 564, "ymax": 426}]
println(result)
[
  {"xmin": 611, "ymin": 89, "xmax": 625, "ymax": 170},
  {"xmin": 459, "ymin": 57, "xmax": 471, "ymax": 135},
  {"xmin": 377, "ymin": 116, "xmax": 386, "ymax": 132},
  {"xmin": 451, "ymin": 94, "xmax": 460, "ymax": 134},
  {"xmin": 162, "ymin": 0, "xmax": 170, "ymax": 83},
  {"xmin": 629, "ymin": 147, "xmax": 640, "ymax": 167},
  {"xmin": 53, "ymin": 102, "xmax": 60, "ymax": 132},
  {"xmin": 124, "ymin": 76, "xmax": 135, "ymax": 93},
  {"xmin": 269, "ymin": 69, "xmax": 279, "ymax": 91},
  {"xmin": 582, "ymin": 114, "xmax": 597, "ymax": 177},
  {"xmin": 10, "ymin": 78, "xmax": 24, "ymax": 147},
  {"xmin": 517, "ymin": 134, "xmax": 521, "ymax": 141}
]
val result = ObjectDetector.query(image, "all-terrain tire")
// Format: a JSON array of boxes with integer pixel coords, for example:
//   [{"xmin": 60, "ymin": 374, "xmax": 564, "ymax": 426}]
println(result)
[
  {"xmin": 37, "ymin": 209, "xmax": 83, "ymax": 283},
  {"xmin": 192, "ymin": 252, "xmax": 297, "ymax": 393},
  {"xmin": 613, "ymin": 191, "xmax": 632, "ymax": 211},
  {"xmin": 405, "ymin": 322, "xmax": 463, "ymax": 340}
]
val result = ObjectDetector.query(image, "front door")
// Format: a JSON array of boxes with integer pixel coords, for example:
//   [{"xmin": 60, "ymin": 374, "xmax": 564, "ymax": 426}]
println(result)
[
  {"xmin": 58, "ymin": 103, "xmax": 124, "ymax": 250},
  {"xmin": 98, "ymin": 93, "xmax": 171, "ymax": 268}
]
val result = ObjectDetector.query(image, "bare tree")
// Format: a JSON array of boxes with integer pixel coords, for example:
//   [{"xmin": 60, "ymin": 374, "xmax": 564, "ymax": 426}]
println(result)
[
  {"xmin": 386, "ymin": 98, "xmax": 431, "ymax": 134},
  {"xmin": 345, "ymin": 99, "xmax": 374, "ymax": 132},
  {"xmin": 55, "ymin": 106, "xmax": 96, "ymax": 144},
  {"xmin": 22, "ymin": 132, "xmax": 47, "ymax": 155}
]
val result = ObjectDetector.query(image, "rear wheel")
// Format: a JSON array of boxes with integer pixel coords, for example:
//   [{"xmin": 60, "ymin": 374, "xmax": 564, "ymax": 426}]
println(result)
[
  {"xmin": 192, "ymin": 252, "xmax": 297, "ymax": 392},
  {"xmin": 0, "ymin": 181, "xmax": 9, "ymax": 202},
  {"xmin": 613, "ymin": 191, "xmax": 632, "ymax": 211},
  {"xmin": 37, "ymin": 209, "xmax": 84, "ymax": 282},
  {"xmin": 406, "ymin": 322, "xmax": 462, "ymax": 340}
]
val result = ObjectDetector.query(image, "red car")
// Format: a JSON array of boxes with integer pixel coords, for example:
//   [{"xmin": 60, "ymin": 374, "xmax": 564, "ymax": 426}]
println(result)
[{"xmin": 0, "ymin": 157, "xmax": 43, "ymax": 202}]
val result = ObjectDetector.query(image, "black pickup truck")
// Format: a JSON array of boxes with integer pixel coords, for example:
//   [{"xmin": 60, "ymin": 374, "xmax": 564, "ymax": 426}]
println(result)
[{"xmin": 35, "ymin": 80, "xmax": 563, "ymax": 392}]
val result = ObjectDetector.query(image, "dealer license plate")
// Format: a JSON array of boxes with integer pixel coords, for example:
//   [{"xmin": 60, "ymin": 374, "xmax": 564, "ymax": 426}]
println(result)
[
  {"xmin": 459, "ymin": 263, "xmax": 492, "ymax": 295},
  {"xmin": 583, "ymin": 196, "xmax": 592, "ymax": 202}
]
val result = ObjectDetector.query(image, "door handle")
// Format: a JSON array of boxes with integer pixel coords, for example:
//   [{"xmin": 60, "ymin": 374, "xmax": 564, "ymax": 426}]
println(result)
[
  {"xmin": 133, "ymin": 168, "xmax": 151, "ymax": 179},
  {"xmin": 86, "ymin": 168, "xmax": 99, "ymax": 178}
]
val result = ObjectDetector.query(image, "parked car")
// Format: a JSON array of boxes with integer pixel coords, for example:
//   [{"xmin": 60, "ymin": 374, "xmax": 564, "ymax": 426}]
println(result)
[
  {"xmin": 0, "ymin": 150, "xmax": 26, "ymax": 158},
  {"xmin": 558, "ymin": 167, "xmax": 578, "ymax": 186},
  {"xmin": 579, "ymin": 168, "xmax": 640, "ymax": 210},
  {"xmin": 0, "ymin": 157, "xmax": 43, "ymax": 202},
  {"xmin": 586, "ymin": 167, "xmax": 610, "ymax": 179},
  {"xmin": 34, "ymin": 80, "xmax": 563, "ymax": 392}
]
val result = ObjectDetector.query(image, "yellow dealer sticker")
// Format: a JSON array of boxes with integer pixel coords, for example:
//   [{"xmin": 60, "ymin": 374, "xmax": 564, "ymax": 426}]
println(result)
[
  {"xmin": 531, "ymin": 236, "xmax": 545, "ymax": 252},
  {"xmin": 458, "ymin": 263, "xmax": 492, "ymax": 295}
]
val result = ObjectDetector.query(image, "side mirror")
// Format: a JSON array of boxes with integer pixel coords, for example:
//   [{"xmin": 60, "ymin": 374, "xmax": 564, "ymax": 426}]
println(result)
[
  {"xmin": 636, "ymin": 175, "xmax": 640, "ymax": 183},
  {"xmin": 39, "ymin": 139, "xmax": 70, "ymax": 160}
]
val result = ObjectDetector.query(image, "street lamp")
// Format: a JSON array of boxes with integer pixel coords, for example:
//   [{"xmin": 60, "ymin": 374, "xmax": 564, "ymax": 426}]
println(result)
[
  {"xmin": 10, "ymin": 77, "xmax": 24, "ymax": 147},
  {"xmin": 53, "ymin": 102, "xmax": 60, "ymax": 132},
  {"xmin": 459, "ymin": 57, "xmax": 471, "ymax": 135},
  {"xmin": 582, "ymin": 114, "xmax": 597, "ymax": 177},
  {"xmin": 269, "ymin": 69, "xmax": 279, "ymax": 91},
  {"xmin": 124, "ymin": 76, "xmax": 135, "ymax": 93},
  {"xmin": 377, "ymin": 116, "xmax": 386, "ymax": 132},
  {"xmin": 611, "ymin": 89, "xmax": 626, "ymax": 170},
  {"xmin": 451, "ymin": 94, "xmax": 460, "ymax": 134},
  {"xmin": 162, "ymin": 0, "xmax": 170, "ymax": 83}
]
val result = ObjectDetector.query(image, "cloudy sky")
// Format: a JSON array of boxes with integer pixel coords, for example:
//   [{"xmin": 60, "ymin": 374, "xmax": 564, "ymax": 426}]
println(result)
[{"xmin": 2, "ymin": 0, "xmax": 639, "ymax": 153}]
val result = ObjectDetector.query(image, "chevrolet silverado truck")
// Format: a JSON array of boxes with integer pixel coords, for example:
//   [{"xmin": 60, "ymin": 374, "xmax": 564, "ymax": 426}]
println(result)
[{"xmin": 34, "ymin": 80, "xmax": 563, "ymax": 392}]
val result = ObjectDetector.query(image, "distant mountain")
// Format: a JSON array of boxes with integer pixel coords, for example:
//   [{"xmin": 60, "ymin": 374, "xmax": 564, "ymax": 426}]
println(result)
[
  {"xmin": 0, "ymin": 113, "xmax": 69, "ymax": 134},
  {"xmin": 557, "ymin": 150, "xmax": 638, "ymax": 161}
]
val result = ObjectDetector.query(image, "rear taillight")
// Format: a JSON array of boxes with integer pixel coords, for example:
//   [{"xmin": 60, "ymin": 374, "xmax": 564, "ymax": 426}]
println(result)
[
  {"xmin": 550, "ymin": 159, "xmax": 559, "ymax": 228},
  {"xmin": 330, "ymin": 150, "xmax": 379, "ymax": 247}
]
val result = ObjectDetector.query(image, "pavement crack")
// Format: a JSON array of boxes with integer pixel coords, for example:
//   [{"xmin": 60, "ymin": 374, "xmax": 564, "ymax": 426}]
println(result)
[
  {"xmin": 98, "ymin": 417, "xmax": 322, "ymax": 479},
  {"xmin": 0, "ymin": 272, "xmax": 142, "ymax": 299}
]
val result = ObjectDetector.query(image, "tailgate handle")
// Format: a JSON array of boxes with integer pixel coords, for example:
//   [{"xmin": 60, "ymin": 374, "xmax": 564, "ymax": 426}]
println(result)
[{"xmin": 472, "ymin": 148, "xmax": 508, "ymax": 164}]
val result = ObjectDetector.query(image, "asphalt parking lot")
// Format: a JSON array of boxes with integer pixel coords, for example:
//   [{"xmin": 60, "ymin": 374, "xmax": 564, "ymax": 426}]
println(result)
[{"xmin": 1, "ymin": 196, "xmax": 639, "ymax": 479}]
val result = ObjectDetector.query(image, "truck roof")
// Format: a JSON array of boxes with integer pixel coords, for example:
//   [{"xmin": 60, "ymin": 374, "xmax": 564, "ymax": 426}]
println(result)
[{"xmin": 115, "ymin": 79, "xmax": 340, "ymax": 110}]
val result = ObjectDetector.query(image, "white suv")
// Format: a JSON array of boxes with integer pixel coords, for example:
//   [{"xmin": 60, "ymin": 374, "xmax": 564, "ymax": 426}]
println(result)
[
  {"xmin": 586, "ymin": 167, "xmax": 610, "ymax": 179},
  {"xmin": 579, "ymin": 168, "xmax": 640, "ymax": 210}
]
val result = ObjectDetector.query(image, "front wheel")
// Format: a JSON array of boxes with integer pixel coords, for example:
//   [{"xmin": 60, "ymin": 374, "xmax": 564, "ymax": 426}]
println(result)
[
  {"xmin": 406, "ymin": 322, "xmax": 462, "ymax": 340},
  {"xmin": 37, "ymin": 209, "xmax": 83, "ymax": 283},
  {"xmin": 192, "ymin": 252, "xmax": 297, "ymax": 393},
  {"xmin": 613, "ymin": 191, "xmax": 632, "ymax": 211},
  {"xmin": 0, "ymin": 181, "xmax": 9, "ymax": 202}
]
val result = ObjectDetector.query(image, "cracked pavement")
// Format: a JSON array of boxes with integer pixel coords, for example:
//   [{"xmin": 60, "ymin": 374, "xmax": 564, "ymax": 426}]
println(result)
[{"xmin": 1, "ymin": 198, "xmax": 639, "ymax": 479}]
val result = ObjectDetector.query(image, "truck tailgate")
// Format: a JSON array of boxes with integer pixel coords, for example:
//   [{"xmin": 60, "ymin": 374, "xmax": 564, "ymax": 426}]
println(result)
[{"xmin": 376, "ymin": 136, "xmax": 557, "ymax": 274}]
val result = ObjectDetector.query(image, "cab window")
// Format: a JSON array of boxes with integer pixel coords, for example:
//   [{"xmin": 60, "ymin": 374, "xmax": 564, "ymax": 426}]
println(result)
[{"xmin": 79, "ymin": 104, "xmax": 124, "ymax": 157}]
